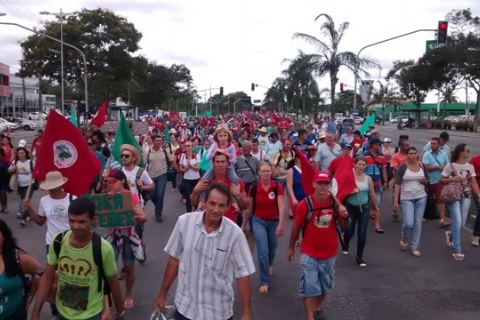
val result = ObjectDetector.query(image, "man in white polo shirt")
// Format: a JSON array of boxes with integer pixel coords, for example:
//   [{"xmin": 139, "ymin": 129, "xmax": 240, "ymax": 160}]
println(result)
[{"xmin": 154, "ymin": 183, "xmax": 255, "ymax": 320}]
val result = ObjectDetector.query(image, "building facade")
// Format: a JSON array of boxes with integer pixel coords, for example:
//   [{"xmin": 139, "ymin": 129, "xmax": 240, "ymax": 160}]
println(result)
[{"xmin": 0, "ymin": 62, "xmax": 56, "ymax": 117}]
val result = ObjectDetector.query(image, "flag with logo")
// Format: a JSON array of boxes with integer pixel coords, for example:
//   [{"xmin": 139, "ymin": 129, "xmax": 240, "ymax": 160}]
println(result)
[
  {"xmin": 331, "ymin": 156, "xmax": 356, "ymax": 202},
  {"xmin": 112, "ymin": 113, "xmax": 144, "ymax": 167},
  {"xmin": 32, "ymin": 109, "xmax": 101, "ymax": 196}
]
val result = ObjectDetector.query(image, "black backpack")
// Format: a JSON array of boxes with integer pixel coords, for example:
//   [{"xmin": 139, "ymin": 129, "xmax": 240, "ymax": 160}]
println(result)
[
  {"xmin": 53, "ymin": 231, "xmax": 110, "ymax": 296},
  {"xmin": 303, "ymin": 196, "xmax": 345, "ymax": 246}
]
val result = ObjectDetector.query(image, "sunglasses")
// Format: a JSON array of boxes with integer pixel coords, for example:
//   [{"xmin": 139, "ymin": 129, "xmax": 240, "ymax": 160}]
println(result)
[
  {"xmin": 465, "ymin": 149, "xmax": 470, "ymax": 153},
  {"xmin": 120, "ymin": 154, "xmax": 131, "ymax": 158}
]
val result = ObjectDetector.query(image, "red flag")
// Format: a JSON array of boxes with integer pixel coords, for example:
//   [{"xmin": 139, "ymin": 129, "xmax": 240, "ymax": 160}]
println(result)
[
  {"xmin": 90, "ymin": 100, "xmax": 108, "ymax": 127},
  {"xmin": 332, "ymin": 157, "xmax": 356, "ymax": 202},
  {"xmin": 33, "ymin": 110, "xmax": 101, "ymax": 196},
  {"xmin": 293, "ymin": 147, "xmax": 318, "ymax": 196}
]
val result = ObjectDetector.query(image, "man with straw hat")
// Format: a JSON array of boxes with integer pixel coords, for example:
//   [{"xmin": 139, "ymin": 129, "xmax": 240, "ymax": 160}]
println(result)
[{"xmin": 23, "ymin": 171, "xmax": 75, "ymax": 319}]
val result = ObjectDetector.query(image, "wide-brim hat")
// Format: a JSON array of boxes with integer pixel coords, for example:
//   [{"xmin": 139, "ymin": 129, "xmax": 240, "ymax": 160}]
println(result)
[
  {"xmin": 40, "ymin": 171, "xmax": 68, "ymax": 190},
  {"xmin": 259, "ymin": 127, "xmax": 268, "ymax": 133},
  {"xmin": 120, "ymin": 144, "xmax": 141, "ymax": 166}
]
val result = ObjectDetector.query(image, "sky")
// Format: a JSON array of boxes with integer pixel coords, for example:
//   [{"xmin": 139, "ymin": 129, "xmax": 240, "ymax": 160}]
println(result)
[{"xmin": 1, "ymin": 0, "xmax": 479, "ymax": 105}]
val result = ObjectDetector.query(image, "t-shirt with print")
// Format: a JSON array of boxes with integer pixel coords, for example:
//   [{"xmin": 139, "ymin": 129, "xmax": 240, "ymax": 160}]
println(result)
[
  {"xmin": 122, "ymin": 166, "xmax": 154, "ymax": 197},
  {"xmin": 11, "ymin": 159, "xmax": 34, "ymax": 187},
  {"xmin": 38, "ymin": 194, "xmax": 76, "ymax": 245},
  {"xmin": 295, "ymin": 195, "xmax": 341, "ymax": 260},
  {"xmin": 441, "ymin": 162, "xmax": 476, "ymax": 193},
  {"xmin": 47, "ymin": 231, "xmax": 117, "ymax": 320}
]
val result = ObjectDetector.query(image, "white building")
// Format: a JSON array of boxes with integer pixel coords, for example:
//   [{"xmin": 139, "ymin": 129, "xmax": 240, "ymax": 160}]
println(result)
[{"xmin": 0, "ymin": 73, "xmax": 56, "ymax": 117}]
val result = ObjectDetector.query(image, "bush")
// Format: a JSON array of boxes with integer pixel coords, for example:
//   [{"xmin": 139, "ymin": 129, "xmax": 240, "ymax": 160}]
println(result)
[
  {"xmin": 468, "ymin": 122, "xmax": 474, "ymax": 131},
  {"xmin": 455, "ymin": 121, "xmax": 467, "ymax": 131}
]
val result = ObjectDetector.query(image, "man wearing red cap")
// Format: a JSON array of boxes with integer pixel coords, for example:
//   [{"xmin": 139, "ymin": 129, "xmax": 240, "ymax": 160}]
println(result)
[{"xmin": 287, "ymin": 172, "xmax": 349, "ymax": 320}]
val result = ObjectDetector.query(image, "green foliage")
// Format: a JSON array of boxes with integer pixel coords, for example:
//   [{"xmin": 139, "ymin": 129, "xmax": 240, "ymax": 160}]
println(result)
[
  {"xmin": 335, "ymin": 89, "xmax": 363, "ymax": 114},
  {"xmin": 18, "ymin": 8, "xmax": 142, "ymax": 106}
]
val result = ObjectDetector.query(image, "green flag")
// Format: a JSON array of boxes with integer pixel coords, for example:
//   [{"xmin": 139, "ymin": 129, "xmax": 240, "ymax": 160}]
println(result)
[
  {"xmin": 70, "ymin": 108, "xmax": 78, "ymax": 127},
  {"xmin": 112, "ymin": 113, "xmax": 144, "ymax": 167},
  {"xmin": 198, "ymin": 150, "xmax": 211, "ymax": 172},
  {"xmin": 163, "ymin": 121, "xmax": 171, "ymax": 144},
  {"xmin": 359, "ymin": 113, "xmax": 375, "ymax": 135}
]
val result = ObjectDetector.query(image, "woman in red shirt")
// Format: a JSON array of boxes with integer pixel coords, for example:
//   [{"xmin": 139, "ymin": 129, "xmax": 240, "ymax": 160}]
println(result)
[{"xmin": 242, "ymin": 162, "xmax": 285, "ymax": 294}]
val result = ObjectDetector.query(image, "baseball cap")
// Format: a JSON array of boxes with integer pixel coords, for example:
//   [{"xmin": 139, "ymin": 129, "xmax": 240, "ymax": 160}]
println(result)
[
  {"xmin": 18, "ymin": 139, "xmax": 26, "ymax": 148},
  {"xmin": 369, "ymin": 137, "xmax": 383, "ymax": 146},
  {"xmin": 180, "ymin": 138, "xmax": 187, "ymax": 144},
  {"xmin": 343, "ymin": 143, "xmax": 352, "ymax": 150},
  {"xmin": 313, "ymin": 171, "xmax": 331, "ymax": 183},
  {"xmin": 105, "ymin": 169, "xmax": 127, "ymax": 183},
  {"xmin": 383, "ymin": 138, "xmax": 392, "ymax": 143}
]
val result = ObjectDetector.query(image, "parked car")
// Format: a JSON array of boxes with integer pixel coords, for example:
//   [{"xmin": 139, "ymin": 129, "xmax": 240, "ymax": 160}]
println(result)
[
  {"xmin": 8, "ymin": 118, "xmax": 37, "ymax": 131},
  {"xmin": 390, "ymin": 116, "xmax": 408, "ymax": 124},
  {"xmin": 27, "ymin": 111, "xmax": 48, "ymax": 120},
  {"xmin": 0, "ymin": 118, "xmax": 18, "ymax": 130},
  {"xmin": 0, "ymin": 123, "xmax": 7, "ymax": 133},
  {"xmin": 354, "ymin": 116, "xmax": 364, "ymax": 124}
]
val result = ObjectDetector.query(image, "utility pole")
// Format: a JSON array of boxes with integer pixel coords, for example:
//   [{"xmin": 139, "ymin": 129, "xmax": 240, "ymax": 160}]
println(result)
[
  {"xmin": 22, "ymin": 78, "xmax": 27, "ymax": 117},
  {"xmin": 40, "ymin": 9, "xmax": 79, "ymax": 115}
]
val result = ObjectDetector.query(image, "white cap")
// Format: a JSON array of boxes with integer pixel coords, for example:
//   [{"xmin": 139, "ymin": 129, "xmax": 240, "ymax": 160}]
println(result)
[
  {"xmin": 383, "ymin": 138, "xmax": 392, "ymax": 143},
  {"xmin": 18, "ymin": 140, "xmax": 26, "ymax": 148}
]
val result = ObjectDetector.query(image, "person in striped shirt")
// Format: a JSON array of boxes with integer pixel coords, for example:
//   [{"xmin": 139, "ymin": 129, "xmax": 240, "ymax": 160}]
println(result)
[{"xmin": 155, "ymin": 183, "xmax": 255, "ymax": 320}]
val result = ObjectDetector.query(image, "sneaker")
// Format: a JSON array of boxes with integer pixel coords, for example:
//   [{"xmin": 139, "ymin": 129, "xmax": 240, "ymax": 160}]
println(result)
[
  {"xmin": 445, "ymin": 231, "xmax": 453, "ymax": 248},
  {"xmin": 472, "ymin": 236, "xmax": 479, "ymax": 247},
  {"xmin": 313, "ymin": 309, "xmax": 327, "ymax": 320},
  {"xmin": 356, "ymin": 256, "xmax": 367, "ymax": 267},
  {"xmin": 439, "ymin": 219, "xmax": 451, "ymax": 228},
  {"xmin": 20, "ymin": 220, "xmax": 25, "ymax": 226},
  {"xmin": 26, "ymin": 217, "xmax": 31, "ymax": 222},
  {"xmin": 16, "ymin": 213, "xmax": 21, "ymax": 219},
  {"xmin": 155, "ymin": 216, "xmax": 164, "ymax": 223},
  {"xmin": 341, "ymin": 243, "xmax": 349, "ymax": 255}
]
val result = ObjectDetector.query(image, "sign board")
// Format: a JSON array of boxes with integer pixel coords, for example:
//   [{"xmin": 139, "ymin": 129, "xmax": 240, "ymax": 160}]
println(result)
[
  {"xmin": 351, "ymin": 109, "xmax": 359, "ymax": 115},
  {"xmin": 103, "ymin": 121, "xmax": 118, "ymax": 133},
  {"xmin": 253, "ymin": 99, "xmax": 261, "ymax": 103},
  {"xmin": 426, "ymin": 40, "xmax": 446, "ymax": 53},
  {"xmin": 83, "ymin": 192, "xmax": 135, "ymax": 228},
  {"xmin": 131, "ymin": 121, "xmax": 149, "ymax": 135}
]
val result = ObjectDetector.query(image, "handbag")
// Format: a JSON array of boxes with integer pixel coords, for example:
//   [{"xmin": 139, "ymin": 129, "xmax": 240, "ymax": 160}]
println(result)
[
  {"xmin": 9, "ymin": 173, "xmax": 18, "ymax": 191},
  {"xmin": 440, "ymin": 164, "xmax": 464, "ymax": 204}
]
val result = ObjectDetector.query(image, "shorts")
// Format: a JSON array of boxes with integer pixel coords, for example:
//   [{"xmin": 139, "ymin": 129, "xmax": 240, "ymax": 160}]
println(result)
[
  {"xmin": 299, "ymin": 254, "xmax": 336, "ymax": 297},
  {"xmin": 112, "ymin": 236, "xmax": 135, "ymax": 266},
  {"xmin": 430, "ymin": 183, "xmax": 444, "ymax": 204}
]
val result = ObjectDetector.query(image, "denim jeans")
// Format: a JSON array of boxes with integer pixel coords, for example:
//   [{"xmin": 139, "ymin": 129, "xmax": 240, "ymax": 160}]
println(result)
[
  {"xmin": 447, "ymin": 195, "xmax": 471, "ymax": 252},
  {"xmin": 184, "ymin": 178, "xmax": 199, "ymax": 212},
  {"xmin": 150, "ymin": 173, "xmax": 168, "ymax": 218},
  {"xmin": 252, "ymin": 215, "xmax": 278, "ymax": 286},
  {"xmin": 400, "ymin": 196, "xmax": 427, "ymax": 250},
  {"xmin": 344, "ymin": 203, "xmax": 370, "ymax": 257},
  {"xmin": 17, "ymin": 186, "xmax": 34, "ymax": 220},
  {"xmin": 472, "ymin": 193, "xmax": 480, "ymax": 237},
  {"xmin": 373, "ymin": 184, "xmax": 383, "ymax": 207}
]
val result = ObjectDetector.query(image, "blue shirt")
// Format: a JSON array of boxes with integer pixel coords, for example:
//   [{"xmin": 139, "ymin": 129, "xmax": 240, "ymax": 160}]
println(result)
[{"xmin": 422, "ymin": 150, "xmax": 449, "ymax": 184}]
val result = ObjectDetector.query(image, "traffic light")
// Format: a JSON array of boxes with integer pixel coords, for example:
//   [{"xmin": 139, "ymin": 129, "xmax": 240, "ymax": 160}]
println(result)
[
  {"xmin": 220, "ymin": 87, "xmax": 224, "ymax": 96},
  {"xmin": 251, "ymin": 83, "xmax": 255, "ymax": 91},
  {"xmin": 437, "ymin": 21, "xmax": 448, "ymax": 45},
  {"xmin": 340, "ymin": 83, "xmax": 344, "ymax": 91}
]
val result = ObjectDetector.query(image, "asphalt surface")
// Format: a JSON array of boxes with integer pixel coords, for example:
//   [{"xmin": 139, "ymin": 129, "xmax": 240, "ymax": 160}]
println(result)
[{"xmin": 5, "ymin": 128, "xmax": 480, "ymax": 320}]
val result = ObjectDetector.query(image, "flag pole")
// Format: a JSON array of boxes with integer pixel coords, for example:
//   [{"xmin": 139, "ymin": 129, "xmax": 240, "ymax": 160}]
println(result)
[{"xmin": 24, "ymin": 179, "xmax": 34, "ymax": 202}]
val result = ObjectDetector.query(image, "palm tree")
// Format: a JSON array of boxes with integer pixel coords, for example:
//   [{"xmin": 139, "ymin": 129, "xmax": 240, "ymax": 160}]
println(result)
[
  {"xmin": 282, "ymin": 50, "xmax": 320, "ymax": 115},
  {"xmin": 293, "ymin": 13, "xmax": 380, "ymax": 118},
  {"xmin": 264, "ymin": 77, "xmax": 289, "ymax": 112}
]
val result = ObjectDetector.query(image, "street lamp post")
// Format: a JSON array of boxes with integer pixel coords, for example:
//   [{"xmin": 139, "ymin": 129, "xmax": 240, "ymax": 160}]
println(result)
[
  {"xmin": 40, "ymin": 9, "xmax": 79, "ymax": 116},
  {"xmin": 0, "ymin": 22, "xmax": 89, "ymax": 119},
  {"xmin": 353, "ymin": 29, "xmax": 436, "ymax": 112},
  {"xmin": 233, "ymin": 98, "xmax": 241, "ymax": 114}
]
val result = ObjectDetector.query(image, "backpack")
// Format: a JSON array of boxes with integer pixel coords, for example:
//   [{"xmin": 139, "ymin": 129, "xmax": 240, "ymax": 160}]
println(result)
[
  {"xmin": 53, "ymin": 231, "xmax": 110, "ymax": 296},
  {"xmin": 136, "ymin": 168, "xmax": 150, "ymax": 203},
  {"xmin": 15, "ymin": 249, "xmax": 32, "ymax": 298},
  {"xmin": 251, "ymin": 182, "xmax": 278, "ymax": 214},
  {"xmin": 302, "ymin": 196, "xmax": 345, "ymax": 245},
  {"xmin": 275, "ymin": 150, "xmax": 294, "ymax": 167}
]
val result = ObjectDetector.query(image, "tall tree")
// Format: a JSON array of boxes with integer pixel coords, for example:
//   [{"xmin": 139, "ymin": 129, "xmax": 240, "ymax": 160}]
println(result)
[
  {"xmin": 18, "ymin": 8, "xmax": 142, "ymax": 111},
  {"xmin": 292, "ymin": 13, "xmax": 379, "ymax": 118},
  {"xmin": 367, "ymin": 83, "xmax": 403, "ymax": 125}
]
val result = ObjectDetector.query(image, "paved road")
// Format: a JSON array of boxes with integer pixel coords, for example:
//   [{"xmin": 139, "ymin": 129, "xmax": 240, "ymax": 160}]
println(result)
[{"xmin": 4, "ymin": 129, "xmax": 480, "ymax": 319}]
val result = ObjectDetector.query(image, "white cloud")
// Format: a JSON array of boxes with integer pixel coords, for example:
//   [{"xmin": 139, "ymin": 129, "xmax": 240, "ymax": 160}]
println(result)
[{"xmin": 0, "ymin": 0, "xmax": 478, "ymax": 104}]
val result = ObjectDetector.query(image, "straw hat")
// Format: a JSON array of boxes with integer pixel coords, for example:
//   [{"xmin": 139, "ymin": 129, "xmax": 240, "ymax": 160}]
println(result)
[
  {"xmin": 120, "ymin": 144, "xmax": 141, "ymax": 166},
  {"xmin": 40, "ymin": 171, "xmax": 68, "ymax": 190},
  {"xmin": 259, "ymin": 127, "xmax": 268, "ymax": 133}
]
